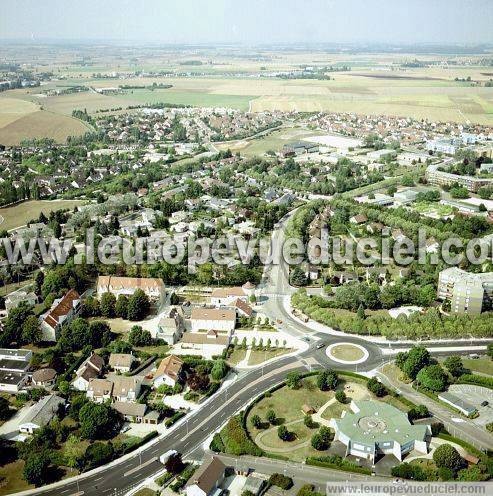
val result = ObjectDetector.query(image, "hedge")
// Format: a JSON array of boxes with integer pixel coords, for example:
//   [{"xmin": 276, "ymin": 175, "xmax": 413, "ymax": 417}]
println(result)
[
  {"xmin": 458, "ymin": 374, "xmax": 493, "ymax": 390},
  {"xmin": 306, "ymin": 456, "xmax": 372, "ymax": 475},
  {"xmin": 165, "ymin": 411, "xmax": 186, "ymax": 427}
]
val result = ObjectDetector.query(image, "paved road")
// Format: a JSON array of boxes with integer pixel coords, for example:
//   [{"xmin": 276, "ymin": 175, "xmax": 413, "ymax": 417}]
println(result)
[{"xmin": 25, "ymin": 209, "xmax": 493, "ymax": 496}]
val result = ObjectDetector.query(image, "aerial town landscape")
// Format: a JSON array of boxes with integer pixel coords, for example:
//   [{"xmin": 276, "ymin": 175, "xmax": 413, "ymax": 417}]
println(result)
[{"xmin": 0, "ymin": 1, "xmax": 493, "ymax": 495}]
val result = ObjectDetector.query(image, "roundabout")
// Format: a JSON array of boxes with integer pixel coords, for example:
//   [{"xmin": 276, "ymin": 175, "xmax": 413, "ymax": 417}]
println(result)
[{"xmin": 326, "ymin": 342, "xmax": 369, "ymax": 365}]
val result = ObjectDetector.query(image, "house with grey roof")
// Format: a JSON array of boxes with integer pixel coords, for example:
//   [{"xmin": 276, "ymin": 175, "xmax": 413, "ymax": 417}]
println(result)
[{"xmin": 19, "ymin": 394, "xmax": 65, "ymax": 435}]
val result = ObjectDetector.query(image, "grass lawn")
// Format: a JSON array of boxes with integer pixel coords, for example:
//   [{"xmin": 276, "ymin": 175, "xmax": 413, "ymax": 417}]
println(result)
[
  {"xmin": 227, "ymin": 348, "xmax": 247, "ymax": 366},
  {"xmin": 0, "ymin": 199, "xmax": 87, "ymax": 231},
  {"xmin": 133, "ymin": 489, "xmax": 157, "ymax": 496},
  {"xmin": 247, "ymin": 348, "xmax": 292, "ymax": 365},
  {"xmin": 0, "ymin": 460, "xmax": 32, "ymax": 495},
  {"xmin": 329, "ymin": 344, "xmax": 365, "ymax": 362},
  {"xmin": 135, "ymin": 344, "xmax": 170, "ymax": 356},
  {"xmin": 320, "ymin": 401, "xmax": 348, "ymax": 421},
  {"xmin": 0, "ymin": 279, "xmax": 34, "ymax": 297},
  {"xmin": 247, "ymin": 376, "xmax": 333, "ymax": 427},
  {"xmin": 461, "ymin": 358, "xmax": 493, "ymax": 376}
]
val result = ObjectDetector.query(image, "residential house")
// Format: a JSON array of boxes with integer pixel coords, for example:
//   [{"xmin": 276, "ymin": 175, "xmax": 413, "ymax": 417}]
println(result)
[
  {"xmin": 234, "ymin": 299, "xmax": 253, "ymax": 318},
  {"xmin": 109, "ymin": 353, "xmax": 134, "ymax": 373},
  {"xmin": 72, "ymin": 353, "xmax": 104, "ymax": 391},
  {"xmin": 191, "ymin": 308, "xmax": 236, "ymax": 333},
  {"xmin": 87, "ymin": 378, "xmax": 114, "ymax": 403},
  {"xmin": 154, "ymin": 307, "xmax": 185, "ymax": 344},
  {"xmin": 349, "ymin": 214, "xmax": 368, "ymax": 225},
  {"xmin": 153, "ymin": 355, "xmax": 184, "ymax": 388},
  {"xmin": 179, "ymin": 331, "xmax": 231, "ymax": 357},
  {"xmin": 112, "ymin": 401, "xmax": 147, "ymax": 423},
  {"xmin": 39, "ymin": 289, "xmax": 81, "ymax": 342},
  {"xmin": 111, "ymin": 376, "xmax": 142, "ymax": 403},
  {"xmin": 19, "ymin": 395, "xmax": 65, "ymax": 435},
  {"xmin": 210, "ymin": 287, "xmax": 248, "ymax": 306},
  {"xmin": 185, "ymin": 457, "xmax": 226, "ymax": 496}
]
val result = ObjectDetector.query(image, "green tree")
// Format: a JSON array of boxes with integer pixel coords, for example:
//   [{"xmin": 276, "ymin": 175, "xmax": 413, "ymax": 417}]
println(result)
[
  {"xmin": 416, "ymin": 365, "xmax": 448, "ymax": 392},
  {"xmin": 266, "ymin": 409, "xmax": 276, "ymax": 425},
  {"xmin": 443, "ymin": 356, "xmax": 465, "ymax": 378},
  {"xmin": 335, "ymin": 390, "xmax": 347, "ymax": 403},
  {"xmin": 79, "ymin": 402, "xmax": 122, "ymax": 440},
  {"xmin": 433, "ymin": 444, "xmax": 464, "ymax": 473},
  {"xmin": 402, "ymin": 346, "xmax": 431, "ymax": 380},
  {"xmin": 23, "ymin": 453, "xmax": 49, "ymax": 486},
  {"xmin": 290, "ymin": 267, "xmax": 308, "ymax": 287},
  {"xmin": 317, "ymin": 370, "xmax": 338, "ymax": 391},
  {"xmin": 211, "ymin": 359, "xmax": 229, "ymax": 381},
  {"xmin": 100, "ymin": 292, "xmax": 116, "ymax": 318},
  {"xmin": 277, "ymin": 425, "xmax": 291, "ymax": 441},
  {"xmin": 367, "ymin": 377, "xmax": 387, "ymax": 397},
  {"xmin": 127, "ymin": 289, "xmax": 150, "ymax": 321},
  {"xmin": 21, "ymin": 315, "xmax": 42, "ymax": 344},
  {"xmin": 250, "ymin": 414, "xmax": 262, "ymax": 429},
  {"xmin": 286, "ymin": 371, "xmax": 302, "ymax": 389},
  {"xmin": 128, "ymin": 326, "xmax": 152, "ymax": 347},
  {"xmin": 115, "ymin": 295, "xmax": 129, "ymax": 318}
]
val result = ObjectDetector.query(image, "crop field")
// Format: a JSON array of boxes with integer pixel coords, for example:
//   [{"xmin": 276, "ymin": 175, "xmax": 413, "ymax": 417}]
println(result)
[
  {"xmin": 0, "ymin": 200, "xmax": 87, "ymax": 231},
  {"xmin": 0, "ymin": 88, "xmax": 93, "ymax": 145}
]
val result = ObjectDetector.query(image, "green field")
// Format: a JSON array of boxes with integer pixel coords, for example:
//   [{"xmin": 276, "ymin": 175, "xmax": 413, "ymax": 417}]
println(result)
[{"xmin": 0, "ymin": 200, "xmax": 87, "ymax": 231}]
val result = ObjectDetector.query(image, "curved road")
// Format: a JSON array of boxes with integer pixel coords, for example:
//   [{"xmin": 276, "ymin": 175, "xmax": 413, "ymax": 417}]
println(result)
[{"xmin": 26, "ymin": 210, "xmax": 493, "ymax": 496}]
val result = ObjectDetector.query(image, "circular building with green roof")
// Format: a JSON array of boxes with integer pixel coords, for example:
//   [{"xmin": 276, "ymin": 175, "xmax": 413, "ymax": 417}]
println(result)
[{"xmin": 329, "ymin": 400, "xmax": 431, "ymax": 462}]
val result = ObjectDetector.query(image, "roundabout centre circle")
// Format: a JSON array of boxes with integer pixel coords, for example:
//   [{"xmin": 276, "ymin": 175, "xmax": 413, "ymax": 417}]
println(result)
[{"xmin": 326, "ymin": 342, "xmax": 369, "ymax": 365}]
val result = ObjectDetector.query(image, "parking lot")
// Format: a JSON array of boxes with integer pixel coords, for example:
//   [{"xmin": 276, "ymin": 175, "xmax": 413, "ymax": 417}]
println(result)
[{"xmin": 448, "ymin": 384, "xmax": 493, "ymax": 426}]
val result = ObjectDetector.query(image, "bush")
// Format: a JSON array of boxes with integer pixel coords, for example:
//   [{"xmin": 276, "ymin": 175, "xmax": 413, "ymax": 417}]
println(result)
[
  {"xmin": 408, "ymin": 405, "xmax": 430, "ymax": 421},
  {"xmin": 433, "ymin": 444, "xmax": 464, "ymax": 473},
  {"xmin": 304, "ymin": 414, "xmax": 319, "ymax": 429},
  {"xmin": 335, "ymin": 390, "xmax": 347, "ymax": 403},
  {"xmin": 367, "ymin": 377, "xmax": 387, "ymax": 397},
  {"xmin": 391, "ymin": 462, "xmax": 427, "ymax": 481},
  {"xmin": 266, "ymin": 409, "xmax": 277, "ymax": 425},
  {"xmin": 268, "ymin": 473, "xmax": 293, "ymax": 490},
  {"xmin": 165, "ymin": 411, "xmax": 186, "ymax": 427},
  {"xmin": 210, "ymin": 433, "xmax": 225, "ymax": 453},
  {"xmin": 156, "ymin": 472, "xmax": 174, "ymax": 486},
  {"xmin": 310, "ymin": 426, "xmax": 332, "ymax": 451},
  {"xmin": 219, "ymin": 415, "xmax": 263, "ymax": 456}
]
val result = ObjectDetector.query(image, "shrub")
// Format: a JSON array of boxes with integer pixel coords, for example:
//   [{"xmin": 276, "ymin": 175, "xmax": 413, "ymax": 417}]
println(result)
[
  {"xmin": 266, "ymin": 409, "xmax": 277, "ymax": 425},
  {"xmin": 367, "ymin": 377, "xmax": 387, "ymax": 397},
  {"xmin": 335, "ymin": 390, "xmax": 347, "ymax": 403},
  {"xmin": 210, "ymin": 433, "xmax": 225, "ymax": 453},
  {"xmin": 219, "ymin": 415, "xmax": 262, "ymax": 456},
  {"xmin": 433, "ymin": 444, "xmax": 464, "ymax": 473},
  {"xmin": 269, "ymin": 473, "xmax": 293, "ymax": 490}
]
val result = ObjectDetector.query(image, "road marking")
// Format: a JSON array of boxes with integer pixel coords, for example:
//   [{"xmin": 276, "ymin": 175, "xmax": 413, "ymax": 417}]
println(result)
[
  {"xmin": 124, "ymin": 457, "xmax": 157, "ymax": 476},
  {"xmin": 94, "ymin": 476, "xmax": 104, "ymax": 482}
]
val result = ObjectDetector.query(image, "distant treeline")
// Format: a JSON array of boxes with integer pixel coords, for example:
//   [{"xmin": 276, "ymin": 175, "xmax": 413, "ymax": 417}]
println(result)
[{"xmin": 120, "ymin": 83, "xmax": 173, "ymax": 90}]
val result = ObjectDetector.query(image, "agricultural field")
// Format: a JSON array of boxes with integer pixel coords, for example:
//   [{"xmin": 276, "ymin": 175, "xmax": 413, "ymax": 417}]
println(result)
[
  {"xmin": 0, "ymin": 200, "xmax": 87, "ymax": 231},
  {"xmin": 0, "ymin": 90, "xmax": 93, "ymax": 145}
]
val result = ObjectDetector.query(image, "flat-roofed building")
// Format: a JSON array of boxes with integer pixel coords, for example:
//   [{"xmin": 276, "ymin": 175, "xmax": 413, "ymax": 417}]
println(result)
[
  {"xmin": 330, "ymin": 400, "xmax": 430, "ymax": 462},
  {"xmin": 438, "ymin": 267, "xmax": 493, "ymax": 315},
  {"xmin": 438, "ymin": 392, "xmax": 477, "ymax": 417}
]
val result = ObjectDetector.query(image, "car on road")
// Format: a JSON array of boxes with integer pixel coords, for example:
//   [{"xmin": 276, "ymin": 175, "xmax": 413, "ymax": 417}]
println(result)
[{"xmin": 316, "ymin": 342, "xmax": 326, "ymax": 349}]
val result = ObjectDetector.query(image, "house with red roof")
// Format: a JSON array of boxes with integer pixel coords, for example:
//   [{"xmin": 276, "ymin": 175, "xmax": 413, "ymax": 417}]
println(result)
[{"xmin": 39, "ymin": 289, "xmax": 81, "ymax": 342}]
